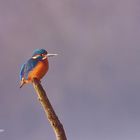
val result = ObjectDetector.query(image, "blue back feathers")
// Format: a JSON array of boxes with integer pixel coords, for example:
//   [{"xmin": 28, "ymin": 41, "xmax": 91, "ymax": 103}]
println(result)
[{"xmin": 20, "ymin": 64, "xmax": 25, "ymax": 80}]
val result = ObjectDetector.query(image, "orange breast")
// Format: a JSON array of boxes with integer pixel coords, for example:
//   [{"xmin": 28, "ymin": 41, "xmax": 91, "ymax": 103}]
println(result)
[{"xmin": 28, "ymin": 59, "xmax": 49, "ymax": 81}]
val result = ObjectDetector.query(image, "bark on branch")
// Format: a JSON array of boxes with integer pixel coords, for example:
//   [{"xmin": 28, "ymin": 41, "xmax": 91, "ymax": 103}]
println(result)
[{"xmin": 32, "ymin": 78, "xmax": 67, "ymax": 140}]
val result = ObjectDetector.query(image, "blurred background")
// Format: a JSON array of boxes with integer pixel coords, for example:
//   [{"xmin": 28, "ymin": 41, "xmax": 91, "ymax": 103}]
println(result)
[{"xmin": 0, "ymin": 0, "xmax": 140, "ymax": 140}]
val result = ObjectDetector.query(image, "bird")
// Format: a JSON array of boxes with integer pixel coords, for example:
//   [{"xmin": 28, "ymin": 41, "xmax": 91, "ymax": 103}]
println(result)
[{"xmin": 20, "ymin": 49, "xmax": 57, "ymax": 88}]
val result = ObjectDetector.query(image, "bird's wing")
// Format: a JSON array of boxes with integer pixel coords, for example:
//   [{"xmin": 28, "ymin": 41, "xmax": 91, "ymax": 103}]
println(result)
[
  {"xmin": 23, "ymin": 58, "xmax": 39, "ymax": 79},
  {"xmin": 20, "ymin": 64, "xmax": 25, "ymax": 80}
]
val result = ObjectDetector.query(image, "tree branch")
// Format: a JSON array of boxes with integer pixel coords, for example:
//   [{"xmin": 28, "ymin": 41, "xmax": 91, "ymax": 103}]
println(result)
[{"xmin": 32, "ymin": 78, "xmax": 67, "ymax": 140}]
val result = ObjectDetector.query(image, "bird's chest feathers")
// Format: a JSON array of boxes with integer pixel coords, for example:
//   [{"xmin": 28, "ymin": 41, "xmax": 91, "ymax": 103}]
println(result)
[{"xmin": 28, "ymin": 59, "xmax": 49, "ymax": 80}]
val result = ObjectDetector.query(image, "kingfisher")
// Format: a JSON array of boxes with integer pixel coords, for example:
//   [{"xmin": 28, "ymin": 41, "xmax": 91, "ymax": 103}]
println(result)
[{"xmin": 20, "ymin": 49, "xmax": 57, "ymax": 88}]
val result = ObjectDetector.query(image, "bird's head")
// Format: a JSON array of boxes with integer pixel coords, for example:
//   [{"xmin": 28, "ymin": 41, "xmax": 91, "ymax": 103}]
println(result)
[{"xmin": 32, "ymin": 49, "xmax": 57, "ymax": 60}]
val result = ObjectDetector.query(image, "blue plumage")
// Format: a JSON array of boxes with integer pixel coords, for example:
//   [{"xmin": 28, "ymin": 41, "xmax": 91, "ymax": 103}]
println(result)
[{"xmin": 20, "ymin": 64, "xmax": 25, "ymax": 80}]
